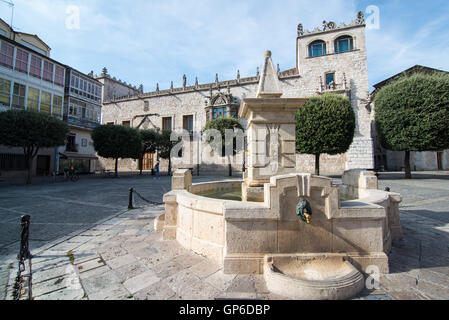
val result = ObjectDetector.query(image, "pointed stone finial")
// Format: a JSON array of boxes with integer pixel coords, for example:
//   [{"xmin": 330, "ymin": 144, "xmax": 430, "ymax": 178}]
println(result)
[
  {"xmin": 183, "ymin": 74, "xmax": 186, "ymax": 89},
  {"xmin": 277, "ymin": 64, "xmax": 280, "ymax": 75},
  {"xmin": 156, "ymin": 83, "xmax": 159, "ymax": 93},
  {"xmin": 237, "ymin": 70, "xmax": 240, "ymax": 82},
  {"xmin": 256, "ymin": 50, "xmax": 282, "ymax": 98},
  {"xmin": 170, "ymin": 81, "xmax": 173, "ymax": 91},
  {"xmin": 101, "ymin": 67, "xmax": 108, "ymax": 76},
  {"xmin": 297, "ymin": 23, "xmax": 304, "ymax": 36},
  {"xmin": 195, "ymin": 77, "xmax": 198, "ymax": 88},
  {"xmin": 215, "ymin": 73, "xmax": 219, "ymax": 85},
  {"xmin": 256, "ymin": 67, "xmax": 260, "ymax": 77},
  {"xmin": 138, "ymin": 84, "xmax": 143, "ymax": 93}
]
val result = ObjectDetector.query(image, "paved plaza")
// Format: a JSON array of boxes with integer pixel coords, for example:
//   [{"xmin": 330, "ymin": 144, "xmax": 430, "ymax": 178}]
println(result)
[{"xmin": 1, "ymin": 172, "xmax": 449, "ymax": 300}]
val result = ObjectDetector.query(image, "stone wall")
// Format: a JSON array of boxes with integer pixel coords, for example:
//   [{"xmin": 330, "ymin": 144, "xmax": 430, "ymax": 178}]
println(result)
[{"xmin": 385, "ymin": 150, "xmax": 449, "ymax": 171}]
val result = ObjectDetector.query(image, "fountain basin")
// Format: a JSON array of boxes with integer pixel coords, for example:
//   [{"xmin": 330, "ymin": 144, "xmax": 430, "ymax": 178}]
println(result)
[{"xmin": 264, "ymin": 254, "xmax": 365, "ymax": 300}]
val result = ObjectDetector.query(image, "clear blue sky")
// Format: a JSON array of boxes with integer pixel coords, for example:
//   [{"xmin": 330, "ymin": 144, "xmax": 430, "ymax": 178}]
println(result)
[{"xmin": 1, "ymin": 0, "xmax": 448, "ymax": 92}]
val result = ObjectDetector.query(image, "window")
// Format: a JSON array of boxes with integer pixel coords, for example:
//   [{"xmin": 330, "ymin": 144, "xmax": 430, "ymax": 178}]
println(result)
[
  {"xmin": 183, "ymin": 115, "xmax": 194, "ymax": 133},
  {"xmin": 43, "ymin": 61, "xmax": 54, "ymax": 82},
  {"xmin": 334, "ymin": 35, "xmax": 354, "ymax": 53},
  {"xmin": 66, "ymin": 135, "xmax": 77, "ymax": 152},
  {"xmin": 0, "ymin": 154, "xmax": 27, "ymax": 171},
  {"xmin": 308, "ymin": 40, "xmax": 326, "ymax": 57},
  {"xmin": 0, "ymin": 41, "xmax": 14, "ymax": 68},
  {"xmin": 122, "ymin": 120, "xmax": 130, "ymax": 127},
  {"xmin": 162, "ymin": 117, "xmax": 172, "ymax": 131},
  {"xmin": 54, "ymin": 66, "xmax": 64, "ymax": 86},
  {"xmin": 30, "ymin": 55, "xmax": 42, "ymax": 78},
  {"xmin": 144, "ymin": 101, "xmax": 149, "ymax": 111},
  {"xmin": 213, "ymin": 107, "xmax": 227, "ymax": 119},
  {"xmin": 52, "ymin": 95, "xmax": 62, "ymax": 116},
  {"xmin": 27, "ymin": 87, "xmax": 39, "ymax": 112},
  {"xmin": 40, "ymin": 91, "xmax": 51, "ymax": 114},
  {"xmin": 325, "ymin": 72, "xmax": 335, "ymax": 88},
  {"xmin": 0, "ymin": 78, "xmax": 11, "ymax": 107},
  {"xmin": 12, "ymin": 83, "xmax": 26, "ymax": 109},
  {"xmin": 15, "ymin": 49, "xmax": 29, "ymax": 74}
]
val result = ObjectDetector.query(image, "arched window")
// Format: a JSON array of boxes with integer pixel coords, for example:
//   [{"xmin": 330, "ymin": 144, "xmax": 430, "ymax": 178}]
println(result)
[
  {"xmin": 334, "ymin": 35, "xmax": 354, "ymax": 53},
  {"xmin": 308, "ymin": 40, "xmax": 327, "ymax": 57}
]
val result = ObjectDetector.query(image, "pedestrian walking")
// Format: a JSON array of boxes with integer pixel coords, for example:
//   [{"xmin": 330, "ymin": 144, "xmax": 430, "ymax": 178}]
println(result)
[{"xmin": 154, "ymin": 161, "xmax": 160, "ymax": 179}]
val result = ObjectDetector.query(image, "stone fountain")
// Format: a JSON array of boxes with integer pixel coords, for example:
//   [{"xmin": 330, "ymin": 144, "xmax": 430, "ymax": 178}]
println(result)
[{"xmin": 159, "ymin": 51, "xmax": 403, "ymax": 300}]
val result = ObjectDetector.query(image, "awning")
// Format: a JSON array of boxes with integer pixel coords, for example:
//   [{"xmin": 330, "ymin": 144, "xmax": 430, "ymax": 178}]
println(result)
[{"xmin": 59, "ymin": 152, "xmax": 98, "ymax": 160}]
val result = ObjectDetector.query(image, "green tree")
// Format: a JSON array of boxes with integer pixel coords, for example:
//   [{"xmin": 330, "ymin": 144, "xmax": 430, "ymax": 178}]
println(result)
[
  {"xmin": 92, "ymin": 124, "xmax": 141, "ymax": 177},
  {"xmin": 374, "ymin": 72, "xmax": 449, "ymax": 179},
  {"xmin": 138, "ymin": 129, "xmax": 160, "ymax": 175},
  {"xmin": 295, "ymin": 93, "xmax": 355, "ymax": 175},
  {"xmin": 0, "ymin": 110, "xmax": 69, "ymax": 185},
  {"xmin": 203, "ymin": 117, "xmax": 244, "ymax": 177}
]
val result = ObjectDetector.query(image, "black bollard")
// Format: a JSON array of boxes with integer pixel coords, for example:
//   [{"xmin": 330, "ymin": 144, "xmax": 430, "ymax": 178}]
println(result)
[
  {"xmin": 20, "ymin": 215, "xmax": 31, "ymax": 260},
  {"xmin": 128, "ymin": 188, "xmax": 134, "ymax": 209}
]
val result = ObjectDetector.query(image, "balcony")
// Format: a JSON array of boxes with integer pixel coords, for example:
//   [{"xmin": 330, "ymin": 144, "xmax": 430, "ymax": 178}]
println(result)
[{"xmin": 66, "ymin": 116, "xmax": 100, "ymax": 130}]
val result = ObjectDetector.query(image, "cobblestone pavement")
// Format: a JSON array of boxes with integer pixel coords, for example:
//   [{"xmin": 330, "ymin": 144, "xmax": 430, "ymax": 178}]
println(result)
[
  {"xmin": 1, "ymin": 172, "xmax": 449, "ymax": 300},
  {"xmin": 0, "ymin": 175, "xmax": 240, "ymax": 300}
]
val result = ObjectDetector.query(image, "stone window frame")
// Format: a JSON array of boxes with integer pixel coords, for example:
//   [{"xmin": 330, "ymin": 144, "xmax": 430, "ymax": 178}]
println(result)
[
  {"xmin": 307, "ymin": 39, "xmax": 327, "ymax": 57},
  {"xmin": 325, "ymin": 71, "xmax": 336, "ymax": 88},
  {"xmin": 162, "ymin": 116, "xmax": 173, "ymax": 131},
  {"xmin": 331, "ymin": 33, "xmax": 357, "ymax": 54}
]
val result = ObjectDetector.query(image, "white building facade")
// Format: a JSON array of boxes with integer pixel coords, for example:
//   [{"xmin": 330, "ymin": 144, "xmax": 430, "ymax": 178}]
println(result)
[{"xmin": 0, "ymin": 19, "xmax": 66, "ymax": 178}]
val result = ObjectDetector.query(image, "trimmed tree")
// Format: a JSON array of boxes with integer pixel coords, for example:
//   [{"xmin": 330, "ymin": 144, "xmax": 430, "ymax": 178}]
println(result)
[
  {"xmin": 0, "ymin": 110, "xmax": 69, "ymax": 185},
  {"xmin": 295, "ymin": 93, "xmax": 355, "ymax": 175},
  {"xmin": 203, "ymin": 117, "xmax": 244, "ymax": 177},
  {"xmin": 138, "ymin": 129, "xmax": 160, "ymax": 175},
  {"xmin": 92, "ymin": 124, "xmax": 141, "ymax": 177},
  {"xmin": 374, "ymin": 72, "xmax": 449, "ymax": 179}
]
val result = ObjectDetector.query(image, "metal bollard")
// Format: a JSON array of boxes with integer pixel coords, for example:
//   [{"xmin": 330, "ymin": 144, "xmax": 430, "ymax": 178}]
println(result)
[
  {"xmin": 20, "ymin": 215, "xmax": 32, "ymax": 260},
  {"xmin": 128, "ymin": 188, "xmax": 134, "ymax": 209}
]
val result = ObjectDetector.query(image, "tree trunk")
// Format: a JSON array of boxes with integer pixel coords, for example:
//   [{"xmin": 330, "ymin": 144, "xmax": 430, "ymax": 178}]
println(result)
[
  {"xmin": 115, "ymin": 158, "xmax": 118, "ymax": 178},
  {"xmin": 26, "ymin": 157, "xmax": 32, "ymax": 185},
  {"xmin": 404, "ymin": 151, "xmax": 411, "ymax": 179},
  {"xmin": 315, "ymin": 154, "xmax": 320, "ymax": 176},
  {"xmin": 139, "ymin": 155, "xmax": 143, "ymax": 176},
  {"xmin": 24, "ymin": 146, "xmax": 38, "ymax": 185}
]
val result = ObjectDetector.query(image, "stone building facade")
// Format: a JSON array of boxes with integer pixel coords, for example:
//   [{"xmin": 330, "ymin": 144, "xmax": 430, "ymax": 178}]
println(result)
[{"xmin": 99, "ymin": 13, "xmax": 374, "ymax": 175}]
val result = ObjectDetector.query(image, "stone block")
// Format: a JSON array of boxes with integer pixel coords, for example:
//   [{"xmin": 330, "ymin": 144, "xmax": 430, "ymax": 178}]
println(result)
[
  {"xmin": 223, "ymin": 254, "xmax": 264, "ymax": 274},
  {"xmin": 332, "ymin": 219, "xmax": 384, "ymax": 253},
  {"xmin": 281, "ymin": 153, "xmax": 296, "ymax": 168},
  {"xmin": 172, "ymin": 169, "xmax": 192, "ymax": 191},
  {"xmin": 281, "ymin": 140, "xmax": 296, "ymax": 154},
  {"xmin": 225, "ymin": 221, "xmax": 277, "ymax": 254},
  {"xmin": 123, "ymin": 270, "xmax": 160, "ymax": 294},
  {"xmin": 277, "ymin": 220, "xmax": 333, "ymax": 253}
]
